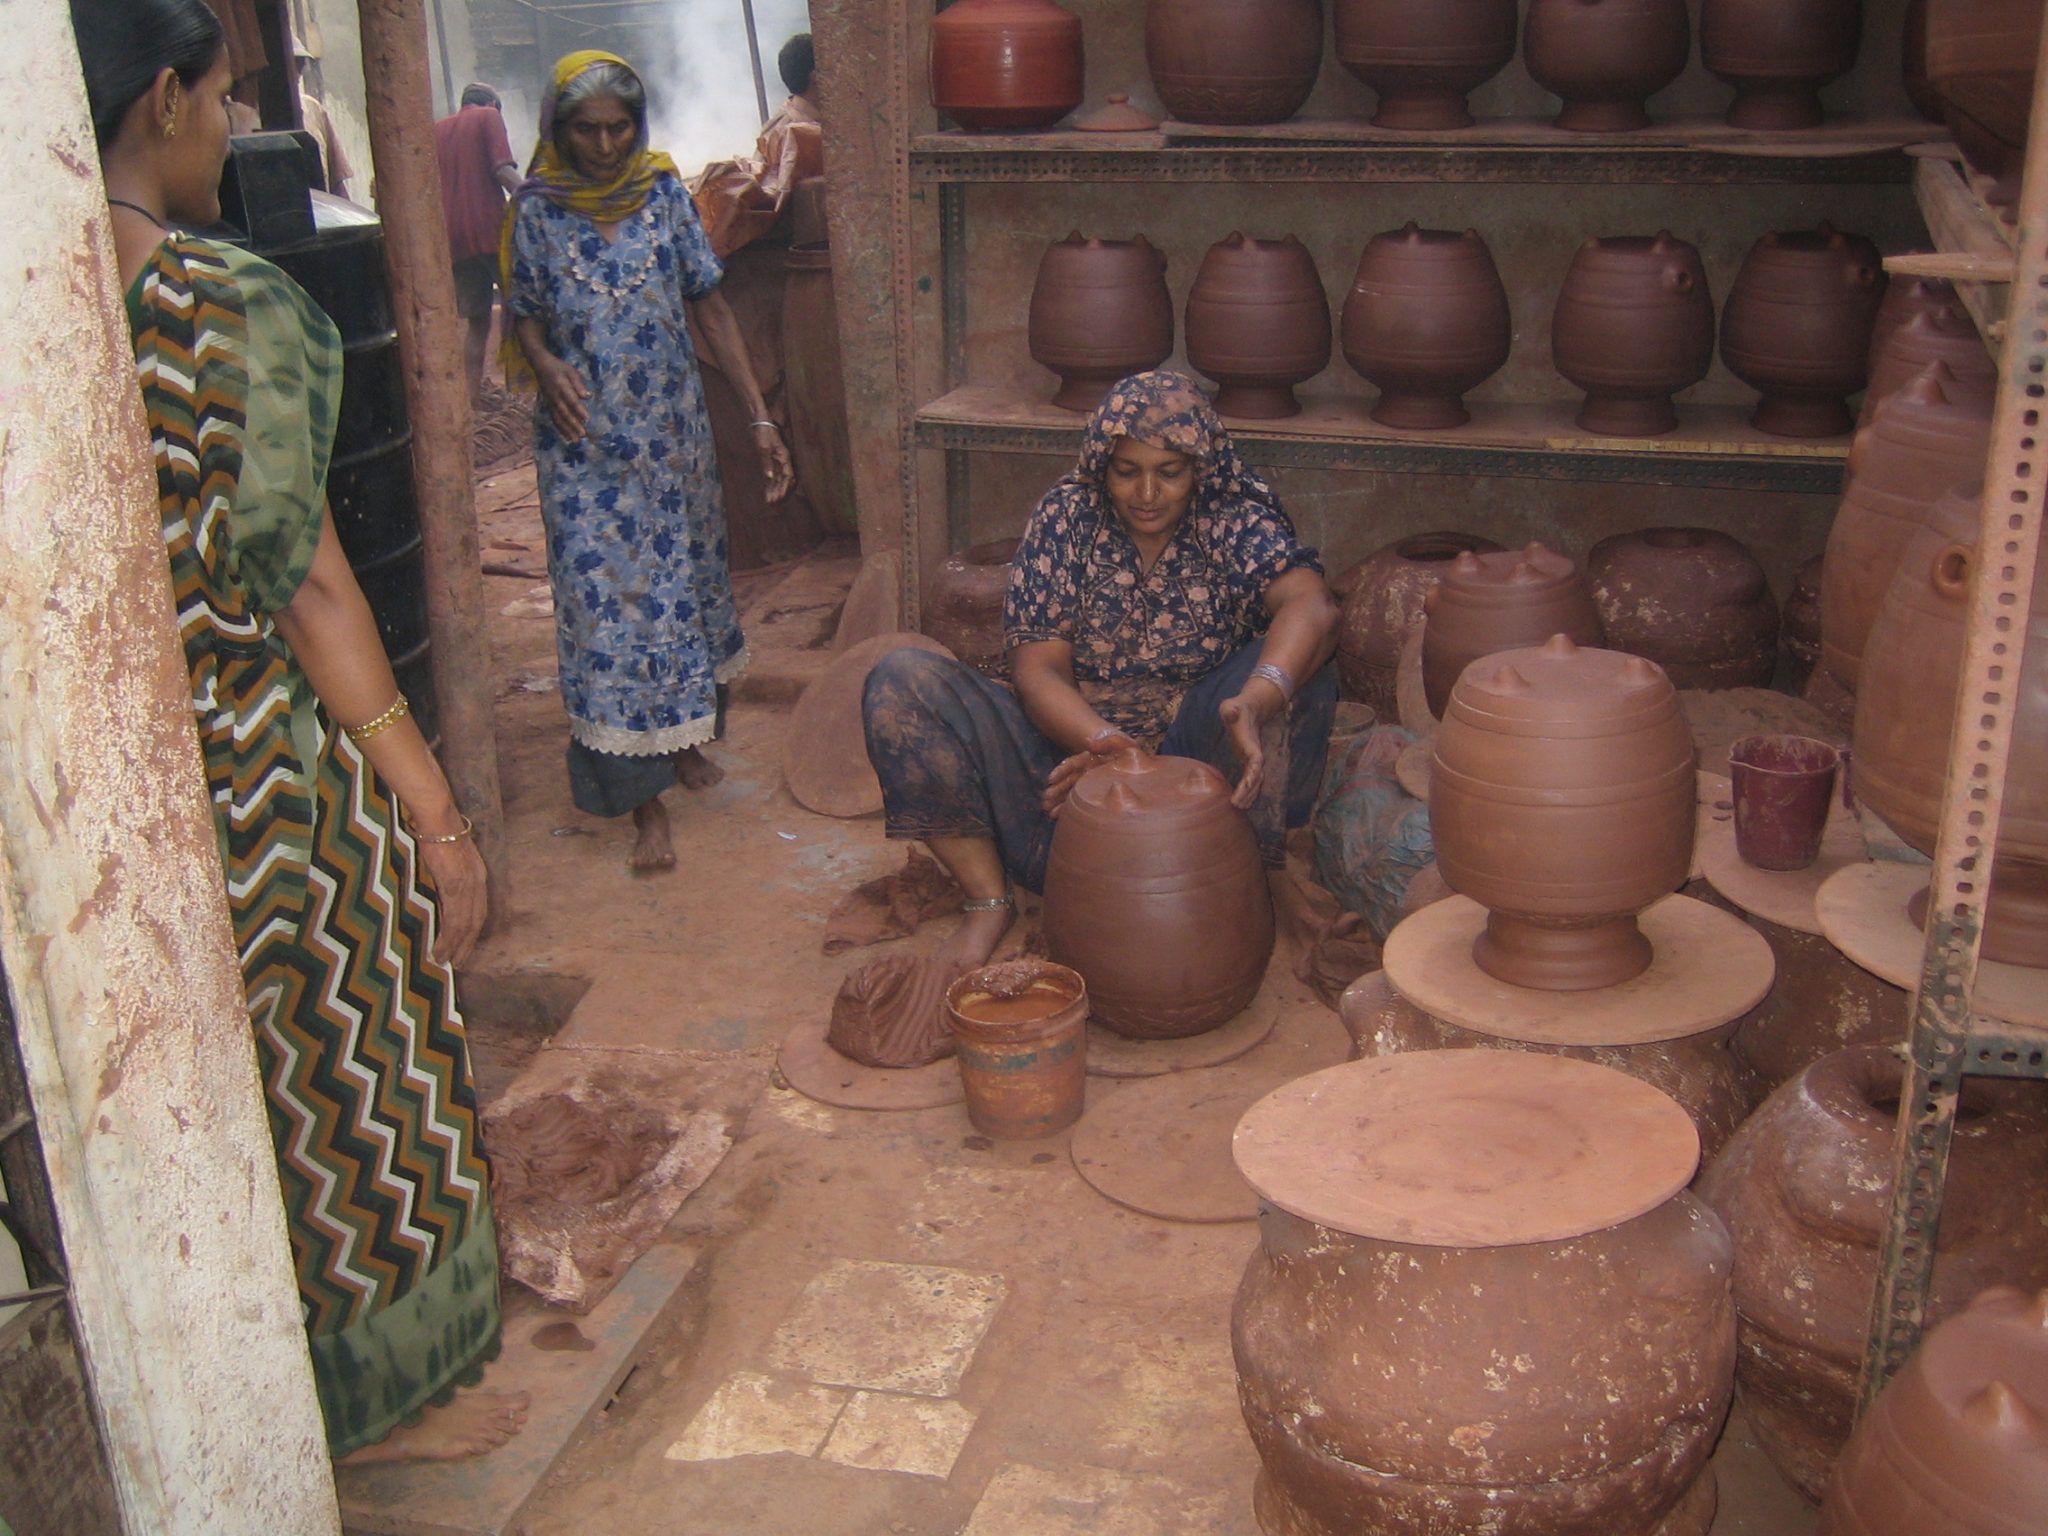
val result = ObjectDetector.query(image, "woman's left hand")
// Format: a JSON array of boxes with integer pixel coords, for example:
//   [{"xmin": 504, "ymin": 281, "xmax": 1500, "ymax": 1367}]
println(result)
[
  {"xmin": 753, "ymin": 421, "xmax": 794, "ymax": 503},
  {"xmin": 416, "ymin": 835, "xmax": 489, "ymax": 968},
  {"xmin": 1218, "ymin": 676, "xmax": 1287, "ymax": 810}
]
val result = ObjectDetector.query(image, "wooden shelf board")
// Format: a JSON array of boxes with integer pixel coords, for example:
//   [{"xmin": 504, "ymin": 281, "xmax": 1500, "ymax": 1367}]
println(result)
[{"xmin": 1912, "ymin": 156, "xmax": 2017, "ymax": 342}]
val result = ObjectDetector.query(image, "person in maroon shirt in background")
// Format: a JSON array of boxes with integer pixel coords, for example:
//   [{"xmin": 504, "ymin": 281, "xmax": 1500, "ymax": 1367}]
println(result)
[{"xmin": 434, "ymin": 83, "xmax": 519, "ymax": 402}]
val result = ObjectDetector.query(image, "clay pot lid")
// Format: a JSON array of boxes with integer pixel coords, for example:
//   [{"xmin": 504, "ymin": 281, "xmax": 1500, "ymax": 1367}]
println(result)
[
  {"xmin": 1068, "ymin": 749, "xmax": 1229, "ymax": 817},
  {"xmin": 1894, "ymin": 1286, "xmax": 2048, "ymax": 1502},
  {"xmin": 1232, "ymin": 1050, "xmax": 1699, "ymax": 1246},
  {"xmin": 1075, "ymin": 93, "xmax": 1159, "ymax": 132},
  {"xmin": 784, "ymin": 633, "xmax": 954, "ymax": 818},
  {"xmin": 1447, "ymin": 634, "xmax": 1674, "ymax": 725}
]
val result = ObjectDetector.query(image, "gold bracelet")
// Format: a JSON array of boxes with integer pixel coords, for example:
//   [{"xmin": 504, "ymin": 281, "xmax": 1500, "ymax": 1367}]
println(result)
[
  {"xmin": 411, "ymin": 813, "xmax": 474, "ymax": 844},
  {"xmin": 345, "ymin": 693, "xmax": 410, "ymax": 742}
]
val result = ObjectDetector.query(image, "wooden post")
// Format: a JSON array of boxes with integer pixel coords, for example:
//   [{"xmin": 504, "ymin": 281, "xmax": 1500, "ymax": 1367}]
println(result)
[{"xmin": 355, "ymin": 0, "xmax": 511, "ymax": 916}]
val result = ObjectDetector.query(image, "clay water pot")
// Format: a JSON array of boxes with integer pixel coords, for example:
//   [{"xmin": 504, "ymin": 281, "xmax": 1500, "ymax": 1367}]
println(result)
[
  {"xmin": 1820, "ymin": 1284, "xmax": 2048, "ymax": 1535},
  {"xmin": 1332, "ymin": 0, "xmax": 1519, "ymax": 130},
  {"xmin": 1183, "ymin": 233, "xmax": 1331, "ymax": 420},
  {"xmin": 1551, "ymin": 231, "xmax": 1715, "ymax": 436},
  {"xmin": 1233, "ymin": 1052, "xmax": 1734, "ymax": 1536},
  {"xmin": 1699, "ymin": 0, "xmax": 1862, "ymax": 130},
  {"xmin": 1720, "ymin": 225, "xmax": 1885, "ymax": 438},
  {"xmin": 1041, "ymin": 750, "xmax": 1274, "ymax": 1038},
  {"xmin": 1781, "ymin": 553, "xmax": 1824, "ymax": 687},
  {"xmin": 1855, "ymin": 482, "xmax": 2048, "ymax": 967},
  {"xmin": 1858, "ymin": 304, "xmax": 1996, "ymax": 429},
  {"xmin": 1867, "ymin": 272, "xmax": 1960, "ymax": 377},
  {"xmin": 1525, "ymin": 0, "xmax": 1690, "ymax": 132},
  {"xmin": 921, "ymin": 537, "xmax": 1021, "ymax": 680},
  {"xmin": 1341, "ymin": 224, "xmax": 1511, "ymax": 430},
  {"xmin": 1822, "ymin": 363, "xmax": 1992, "ymax": 692},
  {"xmin": 1334, "ymin": 530, "xmax": 1504, "ymax": 713},
  {"xmin": 1697, "ymin": 1044, "xmax": 2048, "ymax": 1500},
  {"xmin": 1420, "ymin": 542, "xmax": 1604, "ymax": 718},
  {"xmin": 1431, "ymin": 635, "xmax": 1696, "ymax": 991},
  {"xmin": 1587, "ymin": 527, "xmax": 1780, "ymax": 690},
  {"xmin": 1926, "ymin": 0, "xmax": 2044, "ymax": 211},
  {"xmin": 1027, "ymin": 234, "xmax": 1175, "ymax": 412},
  {"xmin": 928, "ymin": 0, "xmax": 1084, "ymax": 132},
  {"xmin": 1901, "ymin": 0, "xmax": 1948, "ymax": 122},
  {"xmin": 1144, "ymin": 0, "xmax": 1323, "ymax": 125}
]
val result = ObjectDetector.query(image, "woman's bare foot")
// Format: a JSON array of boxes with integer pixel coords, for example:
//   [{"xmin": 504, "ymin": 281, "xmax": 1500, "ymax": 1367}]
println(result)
[
  {"xmin": 675, "ymin": 746, "xmax": 725, "ymax": 790},
  {"xmin": 630, "ymin": 797, "xmax": 676, "ymax": 871},
  {"xmin": 338, "ymin": 1387, "xmax": 532, "ymax": 1466},
  {"xmin": 929, "ymin": 901, "xmax": 1015, "ymax": 972}
]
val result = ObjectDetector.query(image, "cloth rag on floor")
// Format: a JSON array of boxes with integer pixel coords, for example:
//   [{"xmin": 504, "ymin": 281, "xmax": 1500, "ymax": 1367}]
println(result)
[{"xmin": 822, "ymin": 848, "xmax": 965, "ymax": 954}]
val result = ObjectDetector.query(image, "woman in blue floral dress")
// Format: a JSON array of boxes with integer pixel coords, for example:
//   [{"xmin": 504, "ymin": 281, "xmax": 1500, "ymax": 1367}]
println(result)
[{"xmin": 507, "ymin": 51, "xmax": 791, "ymax": 870}]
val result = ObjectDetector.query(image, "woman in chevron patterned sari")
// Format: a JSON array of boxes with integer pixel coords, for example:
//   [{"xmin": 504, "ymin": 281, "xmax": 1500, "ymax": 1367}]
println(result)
[{"xmin": 76, "ymin": 0, "xmax": 525, "ymax": 1463}]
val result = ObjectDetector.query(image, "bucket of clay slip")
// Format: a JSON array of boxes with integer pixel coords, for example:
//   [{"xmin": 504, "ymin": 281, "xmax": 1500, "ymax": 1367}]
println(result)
[{"xmin": 945, "ymin": 960, "xmax": 1088, "ymax": 1140}]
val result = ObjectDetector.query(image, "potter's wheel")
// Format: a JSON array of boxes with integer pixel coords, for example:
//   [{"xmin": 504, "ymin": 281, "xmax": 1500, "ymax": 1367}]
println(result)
[
  {"xmin": 1382, "ymin": 893, "xmax": 1774, "ymax": 1045},
  {"xmin": 1069, "ymin": 1058, "xmax": 1288, "ymax": 1223},
  {"xmin": 778, "ymin": 1014, "xmax": 965, "ymax": 1111},
  {"xmin": 1699, "ymin": 776, "xmax": 1867, "ymax": 936},
  {"xmin": 1085, "ymin": 965, "xmax": 1282, "ymax": 1078},
  {"xmin": 1233, "ymin": 1050, "xmax": 1699, "ymax": 1246}
]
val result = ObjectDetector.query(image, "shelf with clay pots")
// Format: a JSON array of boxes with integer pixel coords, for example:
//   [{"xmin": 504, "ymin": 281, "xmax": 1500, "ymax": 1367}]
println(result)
[{"xmin": 913, "ymin": 384, "xmax": 1848, "ymax": 494}]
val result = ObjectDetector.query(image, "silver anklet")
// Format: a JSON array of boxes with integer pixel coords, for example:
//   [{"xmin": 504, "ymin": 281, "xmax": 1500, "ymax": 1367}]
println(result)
[{"xmin": 961, "ymin": 893, "xmax": 1015, "ymax": 913}]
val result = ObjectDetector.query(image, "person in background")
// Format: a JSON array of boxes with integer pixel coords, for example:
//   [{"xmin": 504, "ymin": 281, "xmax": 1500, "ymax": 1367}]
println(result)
[
  {"xmin": 435, "ymin": 82, "xmax": 519, "ymax": 402},
  {"xmin": 689, "ymin": 31, "xmax": 824, "ymax": 258},
  {"xmin": 294, "ymin": 48, "xmax": 353, "ymax": 199}
]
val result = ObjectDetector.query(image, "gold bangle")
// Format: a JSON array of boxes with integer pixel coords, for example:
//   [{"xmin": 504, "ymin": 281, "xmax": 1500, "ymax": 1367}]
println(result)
[
  {"xmin": 411, "ymin": 813, "xmax": 474, "ymax": 844},
  {"xmin": 345, "ymin": 693, "xmax": 410, "ymax": 742}
]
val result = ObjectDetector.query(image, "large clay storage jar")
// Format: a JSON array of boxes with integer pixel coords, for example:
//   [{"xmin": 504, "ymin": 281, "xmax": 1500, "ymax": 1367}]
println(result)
[
  {"xmin": 1042, "ymin": 750, "xmax": 1274, "ymax": 1039},
  {"xmin": 1419, "ymin": 542, "xmax": 1603, "ymax": 717},
  {"xmin": 1341, "ymin": 224, "xmax": 1511, "ymax": 430},
  {"xmin": 921, "ymin": 538, "xmax": 1021, "ymax": 680},
  {"xmin": 1699, "ymin": 0, "xmax": 1862, "ymax": 130},
  {"xmin": 1027, "ymin": 234, "xmax": 1174, "ymax": 413},
  {"xmin": 928, "ymin": 0, "xmax": 1084, "ymax": 132},
  {"xmin": 1858, "ymin": 303, "xmax": 1996, "ymax": 429},
  {"xmin": 1431, "ymin": 635, "xmax": 1696, "ymax": 990},
  {"xmin": 1332, "ymin": 0, "xmax": 1519, "ymax": 130},
  {"xmin": 1697, "ymin": 1045, "xmax": 2048, "ymax": 1500},
  {"xmin": 1184, "ymin": 233, "xmax": 1331, "ymax": 420},
  {"xmin": 1866, "ymin": 272, "xmax": 1960, "ymax": 379},
  {"xmin": 1720, "ymin": 225, "xmax": 1884, "ymax": 438},
  {"xmin": 1525, "ymin": 0, "xmax": 1690, "ymax": 132},
  {"xmin": 1926, "ymin": 0, "xmax": 2046, "ymax": 212},
  {"xmin": 1821, "ymin": 363, "xmax": 1993, "ymax": 693},
  {"xmin": 1144, "ymin": 0, "xmax": 1323, "ymax": 126},
  {"xmin": 1901, "ymin": 0, "xmax": 1947, "ymax": 121},
  {"xmin": 1334, "ymin": 530, "xmax": 1503, "ymax": 713},
  {"xmin": 1551, "ymin": 231, "xmax": 1715, "ymax": 436},
  {"xmin": 1588, "ymin": 528, "xmax": 1780, "ymax": 690},
  {"xmin": 1820, "ymin": 1284, "xmax": 2048, "ymax": 1534},
  {"xmin": 1233, "ymin": 1051, "xmax": 1735, "ymax": 1536},
  {"xmin": 1855, "ymin": 483, "xmax": 2048, "ymax": 967}
]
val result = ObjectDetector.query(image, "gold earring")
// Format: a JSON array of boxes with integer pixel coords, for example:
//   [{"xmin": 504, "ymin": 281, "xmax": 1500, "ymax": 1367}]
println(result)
[{"xmin": 162, "ymin": 79, "xmax": 180, "ymax": 138}]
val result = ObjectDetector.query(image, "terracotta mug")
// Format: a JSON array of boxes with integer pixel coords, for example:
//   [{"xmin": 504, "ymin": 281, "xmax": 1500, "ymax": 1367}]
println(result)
[{"xmin": 1730, "ymin": 733, "xmax": 1839, "ymax": 871}]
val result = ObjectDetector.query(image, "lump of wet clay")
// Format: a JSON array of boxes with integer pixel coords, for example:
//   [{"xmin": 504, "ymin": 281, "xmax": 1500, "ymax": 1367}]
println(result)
[{"xmin": 827, "ymin": 952, "xmax": 958, "ymax": 1068}]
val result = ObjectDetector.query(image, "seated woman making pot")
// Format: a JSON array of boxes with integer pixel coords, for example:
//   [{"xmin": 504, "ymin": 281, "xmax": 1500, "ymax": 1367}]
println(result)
[{"xmin": 863, "ymin": 370, "xmax": 1340, "ymax": 972}]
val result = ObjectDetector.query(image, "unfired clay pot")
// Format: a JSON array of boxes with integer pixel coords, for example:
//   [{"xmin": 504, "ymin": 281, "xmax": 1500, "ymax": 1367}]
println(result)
[
  {"xmin": 1420, "ymin": 543, "xmax": 1604, "ymax": 718},
  {"xmin": 1720, "ymin": 225, "xmax": 1885, "ymax": 438},
  {"xmin": 1819, "ymin": 1284, "xmax": 2048, "ymax": 1534},
  {"xmin": 1699, "ymin": 0, "xmax": 1862, "ymax": 130},
  {"xmin": 1781, "ymin": 553, "xmax": 1824, "ymax": 688},
  {"xmin": 1551, "ymin": 231, "xmax": 1715, "ymax": 436},
  {"xmin": 1587, "ymin": 527, "xmax": 1780, "ymax": 691},
  {"xmin": 928, "ymin": 0, "xmax": 1084, "ymax": 131},
  {"xmin": 1698, "ymin": 1045, "xmax": 2048, "ymax": 1501},
  {"xmin": 1042, "ymin": 750, "xmax": 1273, "ymax": 1038},
  {"xmin": 1858, "ymin": 304, "xmax": 1996, "ymax": 429},
  {"xmin": 1341, "ymin": 224, "xmax": 1511, "ymax": 430},
  {"xmin": 1144, "ymin": 0, "xmax": 1323, "ymax": 125},
  {"xmin": 1855, "ymin": 482, "xmax": 2048, "ymax": 968},
  {"xmin": 1926, "ymin": 0, "xmax": 2045, "ymax": 212},
  {"xmin": 1525, "ymin": 0, "xmax": 1690, "ymax": 131},
  {"xmin": 1430, "ymin": 635, "xmax": 1697, "ymax": 991},
  {"xmin": 1027, "ymin": 234, "xmax": 1174, "ymax": 412},
  {"xmin": 1332, "ymin": 0, "xmax": 1519, "ymax": 129},
  {"xmin": 1867, "ymin": 273, "xmax": 1962, "ymax": 379},
  {"xmin": 1334, "ymin": 530, "xmax": 1504, "ymax": 713},
  {"xmin": 1184, "ymin": 232, "xmax": 1331, "ymax": 420},
  {"xmin": 1727, "ymin": 920, "xmax": 1905, "ymax": 1105},
  {"xmin": 1822, "ymin": 362, "xmax": 1992, "ymax": 693},
  {"xmin": 921, "ymin": 537, "xmax": 1021, "ymax": 680}
]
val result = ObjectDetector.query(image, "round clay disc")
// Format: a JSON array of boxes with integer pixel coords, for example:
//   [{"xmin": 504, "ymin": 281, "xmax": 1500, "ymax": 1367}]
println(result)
[
  {"xmin": 1817, "ymin": 860, "xmax": 2048, "ymax": 1029},
  {"xmin": 1395, "ymin": 737, "xmax": 1433, "ymax": 801},
  {"xmin": 1700, "ymin": 781, "xmax": 1868, "ymax": 937},
  {"xmin": 777, "ymin": 1014, "xmax": 964, "ymax": 1111},
  {"xmin": 1233, "ymin": 1050, "xmax": 1699, "ymax": 1247},
  {"xmin": 1382, "ymin": 893, "xmax": 1774, "ymax": 1045},
  {"xmin": 784, "ymin": 633, "xmax": 954, "ymax": 818},
  {"xmin": 1085, "ymin": 968, "xmax": 1281, "ymax": 1078},
  {"xmin": 1069, "ymin": 1059, "xmax": 1289, "ymax": 1223}
]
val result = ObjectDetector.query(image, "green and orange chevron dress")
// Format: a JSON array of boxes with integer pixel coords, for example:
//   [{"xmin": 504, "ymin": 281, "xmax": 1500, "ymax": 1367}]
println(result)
[{"xmin": 126, "ymin": 235, "xmax": 500, "ymax": 1456}]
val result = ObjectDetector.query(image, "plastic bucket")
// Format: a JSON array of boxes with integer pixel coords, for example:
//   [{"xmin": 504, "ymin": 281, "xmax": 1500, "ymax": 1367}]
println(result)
[{"xmin": 945, "ymin": 960, "xmax": 1088, "ymax": 1140}]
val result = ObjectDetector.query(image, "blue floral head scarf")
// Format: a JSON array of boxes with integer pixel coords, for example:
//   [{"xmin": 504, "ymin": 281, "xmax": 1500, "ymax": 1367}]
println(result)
[{"xmin": 1052, "ymin": 370, "xmax": 1282, "ymax": 525}]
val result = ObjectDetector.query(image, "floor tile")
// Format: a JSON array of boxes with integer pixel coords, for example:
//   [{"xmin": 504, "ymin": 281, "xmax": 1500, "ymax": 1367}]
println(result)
[
  {"xmin": 817, "ymin": 1391, "xmax": 978, "ymax": 1479},
  {"xmin": 764, "ymin": 1258, "xmax": 1007, "ymax": 1397},
  {"xmin": 662, "ymin": 1371, "xmax": 848, "ymax": 1463}
]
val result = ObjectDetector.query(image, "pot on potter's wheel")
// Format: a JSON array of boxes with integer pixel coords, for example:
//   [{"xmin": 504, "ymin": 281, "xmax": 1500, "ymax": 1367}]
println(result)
[
  {"xmin": 1550, "ymin": 231, "xmax": 1715, "ymax": 437},
  {"xmin": 921, "ymin": 537, "xmax": 1021, "ymax": 681},
  {"xmin": 1183, "ymin": 232, "xmax": 1331, "ymax": 420},
  {"xmin": 1144, "ymin": 0, "xmax": 1323, "ymax": 126},
  {"xmin": 1698, "ymin": 1044, "xmax": 2048, "ymax": 1502},
  {"xmin": 1334, "ymin": 530, "xmax": 1504, "ymax": 714},
  {"xmin": 1525, "ymin": 0, "xmax": 1690, "ymax": 132},
  {"xmin": 1028, "ymin": 233, "xmax": 1175, "ymax": 413},
  {"xmin": 1341, "ymin": 224, "xmax": 1511, "ymax": 430},
  {"xmin": 928, "ymin": 0, "xmax": 1084, "ymax": 131},
  {"xmin": 1420, "ymin": 542, "xmax": 1604, "ymax": 718},
  {"xmin": 1041, "ymin": 749, "xmax": 1273, "ymax": 1039},
  {"xmin": 1430, "ymin": 635, "xmax": 1696, "ymax": 991},
  {"xmin": 1720, "ymin": 224, "xmax": 1884, "ymax": 439},
  {"xmin": 1587, "ymin": 527, "xmax": 1779, "ymax": 691}
]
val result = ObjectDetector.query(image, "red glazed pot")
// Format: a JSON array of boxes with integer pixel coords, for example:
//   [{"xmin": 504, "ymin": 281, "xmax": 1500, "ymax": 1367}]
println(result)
[
  {"xmin": 1721, "ymin": 225, "xmax": 1885, "ymax": 438},
  {"xmin": 1698, "ymin": 1045, "xmax": 2048, "ymax": 1501},
  {"xmin": 1588, "ymin": 527, "xmax": 1780, "ymax": 690},
  {"xmin": 929, "ymin": 0, "xmax": 1084, "ymax": 131},
  {"xmin": 1866, "ymin": 272, "xmax": 1963, "ymax": 379},
  {"xmin": 1420, "ymin": 542, "xmax": 1604, "ymax": 718},
  {"xmin": 1341, "ymin": 223, "xmax": 1511, "ymax": 430},
  {"xmin": 1027, "ymin": 234, "xmax": 1174, "ymax": 412},
  {"xmin": 1858, "ymin": 303, "xmax": 1996, "ymax": 428},
  {"xmin": 1042, "ymin": 750, "xmax": 1274, "ymax": 1038},
  {"xmin": 1184, "ymin": 232, "xmax": 1331, "ymax": 420},
  {"xmin": 1700, "ymin": 0, "xmax": 1862, "ymax": 130},
  {"xmin": 1144, "ymin": 0, "xmax": 1323, "ymax": 126},
  {"xmin": 1525, "ymin": 0, "xmax": 1690, "ymax": 132},
  {"xmin": 1334, "ymin": 530, "xmax": 1504, "ymax": 712},
  {"xmin": 921, "ymin": 537, "xmax": 1021, "ymax": 680},
  {"xmin": 1926, "ymin": 0, "xmax": 2044, "ymax": 208},
  {"xmin": 1332, "ymin": 0, "xmax": 1519, "ymax": 130},
  {"xmin": 1430, "ymin": 635, "xmax": 1696, "ymax": 991},
  {"xmin": 1551, "ymin": 231, "xmax": 1715, "ymax": 436}
]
